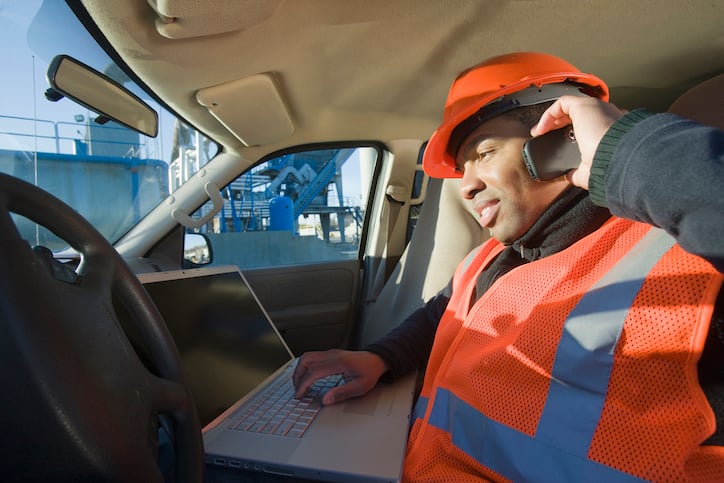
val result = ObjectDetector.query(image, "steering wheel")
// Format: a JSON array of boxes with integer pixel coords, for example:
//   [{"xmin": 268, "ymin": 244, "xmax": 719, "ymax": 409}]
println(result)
[{"xmin": 0, "ymin": 173, "xmax": 203, "ymax": 482}]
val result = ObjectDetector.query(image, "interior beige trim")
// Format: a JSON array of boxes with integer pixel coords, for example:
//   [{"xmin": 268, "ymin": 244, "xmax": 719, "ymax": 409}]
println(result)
[
  {"xmin": 196, "ymin": 73, "xmax": 294, "ymax": 146},
  {"xmin": 146, "ymin": 0, "xmax": 283, "ymax": 39}
]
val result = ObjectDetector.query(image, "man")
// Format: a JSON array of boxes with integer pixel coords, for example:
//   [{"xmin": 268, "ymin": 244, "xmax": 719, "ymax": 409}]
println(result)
[{"xmin": 293, "ymin": 52, "xmax": 724, "ymax": 481}]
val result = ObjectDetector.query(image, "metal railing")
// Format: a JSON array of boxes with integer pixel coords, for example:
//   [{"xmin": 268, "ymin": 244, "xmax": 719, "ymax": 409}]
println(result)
[{"xmin": 0, "ymin": 114, "xmax": 155, "ymax": 159}]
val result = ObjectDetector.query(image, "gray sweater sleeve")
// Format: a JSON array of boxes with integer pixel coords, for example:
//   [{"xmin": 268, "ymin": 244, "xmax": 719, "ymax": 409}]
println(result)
[{"xmin": 589, "ymin": 110, "xmax": 724, "ymax": 272}]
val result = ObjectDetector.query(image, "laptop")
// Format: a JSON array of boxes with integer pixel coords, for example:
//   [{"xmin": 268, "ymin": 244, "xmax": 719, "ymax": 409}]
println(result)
[{"xmin": 135, "ymin": 265, "xmax": 417, "ymax": 483}]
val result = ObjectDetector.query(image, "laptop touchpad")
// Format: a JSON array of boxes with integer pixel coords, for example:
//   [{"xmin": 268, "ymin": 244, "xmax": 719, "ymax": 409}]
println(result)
[{"xmin": 342, "ymin": 384, "xmax": 393, "ymax": 416}]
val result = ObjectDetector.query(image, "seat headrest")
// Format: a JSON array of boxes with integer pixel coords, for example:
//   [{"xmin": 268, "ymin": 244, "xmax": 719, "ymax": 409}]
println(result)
[{"xmin": 667, "ymin": 73, "xmax": 724, "ymax": 129}]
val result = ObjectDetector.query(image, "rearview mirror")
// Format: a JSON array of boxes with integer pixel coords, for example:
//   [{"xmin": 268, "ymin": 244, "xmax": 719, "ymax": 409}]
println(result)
[{"xmin": 45, "ymin": 55, "xmax": 158, "ymax": 138}]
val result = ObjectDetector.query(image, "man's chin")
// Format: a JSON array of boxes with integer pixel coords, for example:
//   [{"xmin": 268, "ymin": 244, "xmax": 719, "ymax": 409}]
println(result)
[
  {"xmin": 492, "ymin": 229, "xmax": 519, "ymax": 246},
  {"xmin": 493, "ymin": 233, "xmax": 514, "ymax": 245}
]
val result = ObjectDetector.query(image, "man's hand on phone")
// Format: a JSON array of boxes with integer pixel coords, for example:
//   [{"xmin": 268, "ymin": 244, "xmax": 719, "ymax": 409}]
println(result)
[{"xmin": 531, "ymin": 96, "xmax": 626, "ymax": 190}]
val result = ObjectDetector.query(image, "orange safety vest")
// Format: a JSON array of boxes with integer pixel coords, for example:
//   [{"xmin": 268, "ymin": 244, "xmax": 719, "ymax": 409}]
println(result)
[{"xmin": 404, "ymin": 218, "xmax": 723, "ymax": 482}]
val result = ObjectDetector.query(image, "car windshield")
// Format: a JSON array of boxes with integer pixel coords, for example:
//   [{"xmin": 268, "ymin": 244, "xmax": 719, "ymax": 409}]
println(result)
[{"xmin": 0, "ymin": 1, "xmax": 217, "ymax": 253}]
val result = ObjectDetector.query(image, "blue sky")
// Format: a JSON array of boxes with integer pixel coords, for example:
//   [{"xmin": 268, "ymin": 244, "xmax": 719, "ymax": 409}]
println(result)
[{"xmin": 0, "ymin": 0, "xmax": 178, "ymax": 159}]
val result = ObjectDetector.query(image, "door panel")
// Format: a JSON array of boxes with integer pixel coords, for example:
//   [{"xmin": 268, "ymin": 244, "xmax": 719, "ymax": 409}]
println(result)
[
  {"xmin": 243, "ymin": 260, "xmax": 360, "ymax": 355},
  {"xmin": 186, "ymin": 145, "xmax": 381, "ymax": 355}
]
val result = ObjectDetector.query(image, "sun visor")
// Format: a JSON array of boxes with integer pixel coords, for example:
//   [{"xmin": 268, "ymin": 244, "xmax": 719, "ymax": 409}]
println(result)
[
  {"xmin": 196, "ymin": 73, "xmax": 294, "ymax": 147},
  {"xmin": 147, "ymin": 0, "xmax": 283, "ymax": 39}
]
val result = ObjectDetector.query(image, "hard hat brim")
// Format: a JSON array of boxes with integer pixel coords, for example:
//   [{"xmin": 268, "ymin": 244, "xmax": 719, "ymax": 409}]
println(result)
[{"xmin": 423, "ymin": 72, "xmax": 609, "ymax": 179}]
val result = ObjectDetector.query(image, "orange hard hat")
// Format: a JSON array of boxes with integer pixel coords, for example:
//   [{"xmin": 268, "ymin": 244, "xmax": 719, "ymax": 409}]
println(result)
[{"xmin": 422, "ymin": 52, "xmax": 609, "ymax": 178}]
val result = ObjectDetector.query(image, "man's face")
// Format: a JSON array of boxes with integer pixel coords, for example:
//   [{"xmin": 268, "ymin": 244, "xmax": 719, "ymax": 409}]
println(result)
[{"xmin": 455, "ymin": 114, "xmax": 569, "ymax": 244}]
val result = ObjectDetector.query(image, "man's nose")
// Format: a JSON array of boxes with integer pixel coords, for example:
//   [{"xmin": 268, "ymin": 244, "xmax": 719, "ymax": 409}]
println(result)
[{"xmin": 459, "ymin": 161, "xmax": 484, "ymax": 200}]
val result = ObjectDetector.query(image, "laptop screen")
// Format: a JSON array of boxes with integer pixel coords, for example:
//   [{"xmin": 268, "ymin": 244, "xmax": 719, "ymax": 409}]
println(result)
[{"xmin": 117, "ymin": 266, "xmax": 293, "ymax": 426}]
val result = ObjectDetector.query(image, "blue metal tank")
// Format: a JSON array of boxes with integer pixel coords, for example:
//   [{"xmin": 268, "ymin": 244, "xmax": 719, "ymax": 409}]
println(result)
[{"xmin": 268, "ymin": 195, "xmax": 294, "ymax": 232}]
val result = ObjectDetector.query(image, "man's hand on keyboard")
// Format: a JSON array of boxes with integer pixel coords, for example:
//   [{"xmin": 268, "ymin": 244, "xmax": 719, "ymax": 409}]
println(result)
[{"xmin": 292, "ymin": 349, "xmax": 388, "ymax": 405}]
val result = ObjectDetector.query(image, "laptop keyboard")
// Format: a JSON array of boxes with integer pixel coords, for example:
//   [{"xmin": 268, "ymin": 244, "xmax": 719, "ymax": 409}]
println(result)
[{"xmin": 229, "ymin": 372, "xmax": 343, "ymax": 438}]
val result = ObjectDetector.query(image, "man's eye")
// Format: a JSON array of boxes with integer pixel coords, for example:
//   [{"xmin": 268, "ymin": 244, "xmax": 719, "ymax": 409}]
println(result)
[{"xmin": 476, "ymin": 150, "xmax": 493, "ymax": 162}]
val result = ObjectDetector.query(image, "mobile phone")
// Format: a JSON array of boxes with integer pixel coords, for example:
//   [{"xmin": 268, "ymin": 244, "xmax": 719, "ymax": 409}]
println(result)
[{"xmin": 522, "ymin": 126, "xmax": 580, "ymax": 180}]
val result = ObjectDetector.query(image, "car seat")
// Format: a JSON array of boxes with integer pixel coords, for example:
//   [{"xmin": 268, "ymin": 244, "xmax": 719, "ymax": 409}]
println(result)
[
  {"xmin": 357, "ymin": 177, "xmax": 484, "ymax": 346},
  {"xmin": 667, "ymin": 73, "xmax": 724, "ymax": 128}
]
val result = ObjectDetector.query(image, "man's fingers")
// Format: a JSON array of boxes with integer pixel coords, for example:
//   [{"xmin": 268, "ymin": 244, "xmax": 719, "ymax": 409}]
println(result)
[
  {"xmin": 292, "ymin": 350, "xmax": 335, "ymax": 385},
  {"xmin": 294, "ymin": 365, "xmax": 334, "ymax": 398},
  {"xmin": 531, "ymin": 98, "xmax": 572, "ymax": 136},
  {"xmin": 292, "ymin": 349, "xmax": 383, "ymax": 404},
  {"xmin": 293, "ymin": 353, "xmax": 345, "ymax": 398},
  {"xmin": 293, "ymin": 371, "xmax": 313, "ymax": 398},
  {"xmin": 321, "ymin": 378, "xmax": 371, "ymax": 405},
  {"xmin": 292, "ymin": 352, "xmax": 319, "ymax": 387}
]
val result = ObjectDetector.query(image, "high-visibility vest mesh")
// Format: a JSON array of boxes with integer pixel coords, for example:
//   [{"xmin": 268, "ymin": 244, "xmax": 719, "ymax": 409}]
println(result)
[{"xmin": 404, "ymin": 218, "xmax": 723, "ymax": 482}]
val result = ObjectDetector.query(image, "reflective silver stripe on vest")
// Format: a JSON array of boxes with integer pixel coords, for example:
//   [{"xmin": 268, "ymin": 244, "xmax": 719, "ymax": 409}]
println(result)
[{"xmin": 535, "ymin": 227, "xmax": 676, "ymax": 455}]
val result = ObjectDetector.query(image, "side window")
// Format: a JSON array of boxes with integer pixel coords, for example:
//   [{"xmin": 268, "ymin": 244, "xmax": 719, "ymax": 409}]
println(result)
[{"xmin": 190, "ymin": 145, "xmax": 379, "ymax": 269}]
